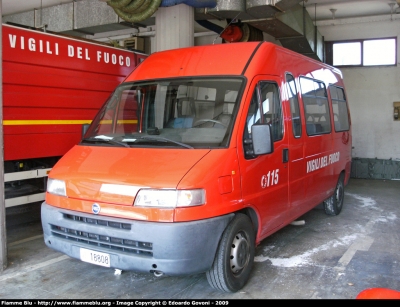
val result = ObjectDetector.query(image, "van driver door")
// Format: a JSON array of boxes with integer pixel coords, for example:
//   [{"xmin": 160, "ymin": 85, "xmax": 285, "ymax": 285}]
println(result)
[{"xmin": 238, "ymin": 76, "xmax": 289, "ymax": 240}]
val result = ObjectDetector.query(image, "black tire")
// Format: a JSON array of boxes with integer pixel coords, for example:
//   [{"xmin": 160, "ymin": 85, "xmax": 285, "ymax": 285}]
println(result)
[
  {"xmin": 206, "ymin": 213, "xmax": 255, "ymax": 292},
  {"xmin": 323, "ymin": 174, "xmax": 345, "ymax": 216}
]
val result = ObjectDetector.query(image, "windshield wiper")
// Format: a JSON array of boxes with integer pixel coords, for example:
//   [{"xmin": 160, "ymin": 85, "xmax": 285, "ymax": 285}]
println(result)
[
  {"xmin": 139, "ymin": 135, "xmax": 193, "ymax": 149},
  {"xmin": 81, "ymin": 137, "xmax": 130, "ymax": 148}
]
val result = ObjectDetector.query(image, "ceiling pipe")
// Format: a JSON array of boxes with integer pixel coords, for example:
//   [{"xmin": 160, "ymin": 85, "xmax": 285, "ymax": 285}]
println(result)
[{"xmin": 107, "ymin": 0, "xmax": 162, "ymax": 23}]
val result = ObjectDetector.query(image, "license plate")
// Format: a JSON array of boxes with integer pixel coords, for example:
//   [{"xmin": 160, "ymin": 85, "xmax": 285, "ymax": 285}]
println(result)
[{"xmin": 80, "ymin": 248, "xmax": 110, "ymax": 267}]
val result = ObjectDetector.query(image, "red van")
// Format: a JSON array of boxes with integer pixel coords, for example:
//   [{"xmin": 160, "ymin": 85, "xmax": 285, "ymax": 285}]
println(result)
[{"xmin": 41, "ymin": 42, "xmax": 352, "ymax": 292}]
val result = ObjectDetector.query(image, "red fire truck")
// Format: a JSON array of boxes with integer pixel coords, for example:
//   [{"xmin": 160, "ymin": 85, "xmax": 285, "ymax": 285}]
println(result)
[{"xmin": 2, "ymin": 23, "xmax": 147, "ymax": 209}]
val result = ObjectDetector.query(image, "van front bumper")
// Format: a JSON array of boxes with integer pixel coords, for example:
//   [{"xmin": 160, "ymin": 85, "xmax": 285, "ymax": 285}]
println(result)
[{"xmin": 41, "ymin": 202, "xmax": 233, "ymax": 276}]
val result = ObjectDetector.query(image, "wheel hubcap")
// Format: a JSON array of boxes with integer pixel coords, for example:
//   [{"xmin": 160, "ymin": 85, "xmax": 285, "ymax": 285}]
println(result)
[
  {"xmin": 336, "ymin": 183, "xmax": 344, "ymax": 208},
  {"xmin": 230, "ymin": 232, "xmax": 249, "ymax": 274}
]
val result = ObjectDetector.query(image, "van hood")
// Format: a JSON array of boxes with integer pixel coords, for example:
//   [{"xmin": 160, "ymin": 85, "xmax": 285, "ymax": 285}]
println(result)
[{"xmin": 49, "ymin": 145, "xmax": 210, "ymax": 205}]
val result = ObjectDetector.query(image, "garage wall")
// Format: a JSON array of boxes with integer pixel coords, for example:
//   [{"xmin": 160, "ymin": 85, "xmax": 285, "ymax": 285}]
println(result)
[
  {"xmin": 318, "ymin": 18, "xmax": 400, "ymax": 160},
  {"xmin": 2, "ymin": 0, "xmax": 118, "ymax": 32}
]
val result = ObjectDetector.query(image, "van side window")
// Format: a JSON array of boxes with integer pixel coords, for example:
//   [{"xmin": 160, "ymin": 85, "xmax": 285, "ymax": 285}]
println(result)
[
  {"xmin": 244, "ymin": 82, "xmax": 283, "ymax": 158},
  {"xmin": 116, "ymin": 89, "xmax": 139, "ymax": 134},
  {"xmin": 300, "ymin": 77, "xmax": 331, "ymax": 136},
  {"xmin": 96, "ymin": 94, "xmax": 118, "ymax": 135},
  {"xmin": 329, "ymin": 85, "xmax": 350, "ymax": 132},
  {"xmin": 286, "ymin": 74, "xmax": 302, "ymax": 138}
]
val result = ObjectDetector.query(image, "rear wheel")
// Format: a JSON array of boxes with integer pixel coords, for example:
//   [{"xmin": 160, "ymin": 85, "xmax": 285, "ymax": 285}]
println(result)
[
  {"xmin": 323, "ymin": 174, "xmax": 345, "ymax": 216},
  {"xmin": 206, "ymin": 213, "xmax": 255, "ymax": 292}
]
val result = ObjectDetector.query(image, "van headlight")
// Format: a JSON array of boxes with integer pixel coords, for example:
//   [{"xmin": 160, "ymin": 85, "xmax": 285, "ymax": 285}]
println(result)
[
  {"xmin": 134, "ymin": 189, "xmax": 205, "ymax": 208},
  {"xmin": 47, "ymin": 178, "xmax": 67, "ymax": 197}
]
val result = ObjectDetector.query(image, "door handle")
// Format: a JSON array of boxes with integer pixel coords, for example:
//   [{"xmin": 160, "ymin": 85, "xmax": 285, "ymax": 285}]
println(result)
[{"xmin": 283, "ymin": 148, "xmax": 289, "ymax": 163}]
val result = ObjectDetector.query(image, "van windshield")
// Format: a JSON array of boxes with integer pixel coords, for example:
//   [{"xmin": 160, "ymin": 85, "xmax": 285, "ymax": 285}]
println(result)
[{"xmin": 82, "ymin": 77, "xmax": 243, "ymax": 149}]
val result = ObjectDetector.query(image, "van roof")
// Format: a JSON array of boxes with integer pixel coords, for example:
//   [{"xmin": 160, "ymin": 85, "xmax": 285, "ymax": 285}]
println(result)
[
  {"xmin": 125, "ymin": 41, "xmax": 341, "ymax": 82},
  {"xmin": 126, "ymin": 42, "xmax": 263, "ymax": 81}
]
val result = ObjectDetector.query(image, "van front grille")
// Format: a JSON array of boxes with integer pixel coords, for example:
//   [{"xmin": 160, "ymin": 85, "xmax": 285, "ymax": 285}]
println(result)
[
  {"xmin": 64, "ymin": 213, "xmax": 132, "ymax": 230},
  {"xmin": 50, "ymin": 224, "xmax": 153, "ymax": 256}
]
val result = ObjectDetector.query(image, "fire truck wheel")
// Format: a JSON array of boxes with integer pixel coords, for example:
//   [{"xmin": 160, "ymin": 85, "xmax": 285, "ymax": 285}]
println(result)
[
  {"xmin": 323, "ymin": 173, "xmax": 345, "ymax": 216},
  {"xmin": 206, "ymin": 213, "xmax": 255, "ymax": 292}
]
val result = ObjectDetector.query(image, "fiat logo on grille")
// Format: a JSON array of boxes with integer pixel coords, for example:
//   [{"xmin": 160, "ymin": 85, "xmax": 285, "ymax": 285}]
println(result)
[{"xmin": 92, "ymin": 203, "xmax": 101, "ymax": 214}]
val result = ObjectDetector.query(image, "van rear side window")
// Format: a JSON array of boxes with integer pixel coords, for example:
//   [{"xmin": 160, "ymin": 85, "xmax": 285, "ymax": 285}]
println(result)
[
  {"xmin": 300, "ymin": 77, "xmax": 331, "ymax": 136},
  {"xmin": 286, "ymin": 74, "xmax": 302, "ymax": 138},
  {"xmin": 329, "ymin": 85, "xmax": 350, "ymax": 132}
]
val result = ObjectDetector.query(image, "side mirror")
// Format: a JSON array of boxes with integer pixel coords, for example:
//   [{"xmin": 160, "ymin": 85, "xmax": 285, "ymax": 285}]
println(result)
[
  {"xmin": 81, "ymin": 124, "xmax": 90, "ymax": 138},
  {"xmin": 251, "ymin": 124, "xmax": 273, "ymax": 155}
]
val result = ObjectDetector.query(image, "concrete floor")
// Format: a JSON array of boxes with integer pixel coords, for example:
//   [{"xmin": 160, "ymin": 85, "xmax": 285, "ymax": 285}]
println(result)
[{"xmin": 1, "ymin": 178, "xmax": 399, "ymax": 299}]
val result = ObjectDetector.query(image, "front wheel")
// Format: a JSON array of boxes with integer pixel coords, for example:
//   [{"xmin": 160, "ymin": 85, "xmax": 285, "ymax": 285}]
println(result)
[
  {"xmin": 206, "ymin": 213, "xmax": 255, "ymax": 292},
  {"xmin": 323, "ymin": 174, "xmax": 345, "ymax": 216}
]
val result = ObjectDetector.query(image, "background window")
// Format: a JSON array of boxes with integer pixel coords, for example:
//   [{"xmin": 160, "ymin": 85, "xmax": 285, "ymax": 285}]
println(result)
[
  {"xmin": 333, "ymin": 42, "xmax": 361, "ymax": 66},
  {"xmin": 364, "ymin": 39, "xmax": 396, "ymax": 66},
  {"xmin": 326, "ymin": 37, "xmax": 397, "ymax": 67}
]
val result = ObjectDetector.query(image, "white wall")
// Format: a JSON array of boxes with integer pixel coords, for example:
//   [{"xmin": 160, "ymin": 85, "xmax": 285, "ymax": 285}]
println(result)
[{"xmin": 317, "ymin": 17, "xmax": 400, "ymax": 160}]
